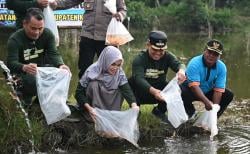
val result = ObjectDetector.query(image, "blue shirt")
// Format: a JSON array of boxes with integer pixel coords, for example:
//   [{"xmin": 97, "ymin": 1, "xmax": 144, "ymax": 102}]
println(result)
[{"xmin": 186, "ymin": 55, "xmax": 227, "ymax": 93}]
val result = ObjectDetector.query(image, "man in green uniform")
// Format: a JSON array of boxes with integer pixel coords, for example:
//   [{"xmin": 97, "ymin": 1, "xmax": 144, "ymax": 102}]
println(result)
[
  {"xmin": 6, "ymin": 8, "xmax": 70, "ymax": 106},
  {"xmin": 129, "ymin": 30, "xmax": 186, "ymax": 122}
]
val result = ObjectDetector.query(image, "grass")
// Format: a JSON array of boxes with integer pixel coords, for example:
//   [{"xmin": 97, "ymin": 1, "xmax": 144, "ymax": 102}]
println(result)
[{"xmin": 122, "ymin": 102, "xmax": 161, "ymax": 126}]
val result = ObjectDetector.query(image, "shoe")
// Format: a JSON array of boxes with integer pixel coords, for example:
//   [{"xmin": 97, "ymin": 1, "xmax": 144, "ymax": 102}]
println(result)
[
  {"xmin": 14, "ymin": 88, "xmax": 31, "ymax": 107},
  {"xmin": 151, "ymin": 107, "xmax": 170, "ymax": 124},
  {"xmin": 62, "ymin": 103, "xmax": 81, "ymax": 123},
  {"xmin": 63, "ymin": 116, "xmax": 80, "ymax": 123},
  {"xmin": 63, "ymin": 111, "xmax": 81, "ymax": 123},
  {"xmin": 67, "ymin": 103, "xmax": 80, "ymax": 111},
  {"xmin": 21, "ymin": 96, "xmax": 33, "ymax": 108}
]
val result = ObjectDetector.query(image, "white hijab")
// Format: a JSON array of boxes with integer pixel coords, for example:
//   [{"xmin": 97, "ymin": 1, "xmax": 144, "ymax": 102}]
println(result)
[{"xmin": 80, "ymin": 46, "xmax": 127, "ymax": 90}]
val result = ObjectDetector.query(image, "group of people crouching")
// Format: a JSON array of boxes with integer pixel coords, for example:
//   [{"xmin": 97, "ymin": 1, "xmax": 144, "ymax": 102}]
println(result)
[{"xmin": 6, "ymin": 8, "xmax": 233, "ymax": 127}]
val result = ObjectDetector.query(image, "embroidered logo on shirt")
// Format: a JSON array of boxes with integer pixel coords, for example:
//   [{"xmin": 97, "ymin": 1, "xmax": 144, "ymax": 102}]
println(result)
[
  {"xmin": 145, "ymin": 69, "xmax": 164, "ymax": 79},
  {"xmin": 24, "ymin": 48, "xmax": 44, "ymax": 60}
]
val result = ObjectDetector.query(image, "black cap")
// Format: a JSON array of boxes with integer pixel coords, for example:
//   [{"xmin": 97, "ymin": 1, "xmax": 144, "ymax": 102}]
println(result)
[
  {"xmin": 148, "ymin": 30, "xmax": 168, "ymax": 50},
  {"xmin": 206, "ymin": 39, "xmax": 223, "ymax": 55}
]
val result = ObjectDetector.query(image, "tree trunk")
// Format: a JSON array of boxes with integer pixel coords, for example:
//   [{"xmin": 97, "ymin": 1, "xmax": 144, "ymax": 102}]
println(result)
[
  {"xmin": 155, "ymin": 0, "xmax": 160, "ymax": 7},
  {"xmin": 207, "ymin": 0, "xmax": 215, "ymax": 38},
  {"xmin": 207, "ymin": 19, "xmax": 213, "ymax": 39},
  {"xmin": 246, "ymin": 32, "xmax": 250, "ymax": 56},
  {"xmin": 210, "ymin": 0, "xmax": 215, "ymax": 8}
]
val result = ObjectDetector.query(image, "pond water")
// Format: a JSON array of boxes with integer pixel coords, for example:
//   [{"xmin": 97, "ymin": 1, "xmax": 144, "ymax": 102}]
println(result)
[{"xmin": 0, "ymin": 28, "xmax": 249, "ymax": 153}]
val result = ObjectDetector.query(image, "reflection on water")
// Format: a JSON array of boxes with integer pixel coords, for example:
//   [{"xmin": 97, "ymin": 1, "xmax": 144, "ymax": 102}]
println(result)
[
  {"xmin": 164, "ymin": 136, "xmax": 219, "ymax": 154},
  {"xmin": 163, "ymin": 127, "xmax": 248, "ymax": 154},
  {"xmin": 67, "ymin": 102, "xmax": 249, "ymax": 154},
  {"xmin": 1, "ymin": 29, "xmax": 250, "ymax": 153},
  {"xmin": 135, "ymin": 125, "xmax": 249, "ymax": 154},
  {"xmin": 130, "ymin": 100, "xmax": 250, "ymax": 154},
  {"xmin": 73, "ymin": 124, "xmax": 249, "ymax": 154},
  {"xmin": 221, "ymin": 126, "xmax": 250, "ymax": 154}
]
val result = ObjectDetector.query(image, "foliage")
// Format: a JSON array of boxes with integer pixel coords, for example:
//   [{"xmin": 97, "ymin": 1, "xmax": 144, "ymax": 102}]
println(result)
[
  {"xmin": 127, "ymin": 1, "xmax": 153, "ymax": 28},
  {"xmin": 126, "ymin": 0, "xmax": 158, "ymax": 7},
  {"xmin": 166, "ymin": 0, "xmax": 207, "ymax": 30},
  {"xmin": 126, "ymin": 0, "xmax": 247, "ymax": 32},
  {"xmin": 229, "ymin": 0, "xmax": 250, "ymax": 16},
  {"xmin": 211, "ymin": 8, "xmax": 234, "ymax": 31}
]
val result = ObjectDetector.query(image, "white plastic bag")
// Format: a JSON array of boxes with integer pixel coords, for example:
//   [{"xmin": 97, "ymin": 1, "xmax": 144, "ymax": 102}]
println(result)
[
  {"xmin": 105, "ymin": 18, "xmax": 134, "ymax": 46},
  {"xmin": 104, "ymin": 0, "xmax": 134, "ymax": 46},
  {"xmin": 193, "ymin": 104, "xmax": 220, "ymax": 140},
  {"xmin": 160, "ymin": 77, "xmax": 188, "ymax": 128},
  {"xmin": 36, "ymin": 67, "xmax": 71, "ymax": 125},
  {"xmin": 43, "ymin": 0, "xmax": 59, "ymax": 46},
  {"xmin": 104, "ymin": 0, "xmax": 117, "ymax": 14},
  {"xmin": 94, "ymin": 108, "xmax": 140, "ymax": 147}
]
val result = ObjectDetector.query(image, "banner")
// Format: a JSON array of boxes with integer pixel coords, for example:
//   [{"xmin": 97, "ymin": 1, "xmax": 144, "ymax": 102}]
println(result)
[{"xmin": 0, "ymin": 0, "xmax": 84, "ymax": 27}]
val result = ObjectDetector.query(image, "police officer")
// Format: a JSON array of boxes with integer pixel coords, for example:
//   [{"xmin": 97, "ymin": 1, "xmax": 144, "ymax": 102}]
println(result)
[{"xmin": 54, "ymin": 0, "xmax": 127, "ymax": 78}]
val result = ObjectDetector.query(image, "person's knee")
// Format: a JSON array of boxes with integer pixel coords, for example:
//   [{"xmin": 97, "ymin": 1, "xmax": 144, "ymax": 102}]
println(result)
[{"xmin": 223, "ymin": 89, "xmax": 234, "ymax": 104}]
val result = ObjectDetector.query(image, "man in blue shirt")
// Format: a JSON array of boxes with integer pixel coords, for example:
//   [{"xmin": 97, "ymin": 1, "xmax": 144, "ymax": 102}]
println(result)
[{"xmin": 181, "ymin": 39, "xmax": 234, "ymax": 118}]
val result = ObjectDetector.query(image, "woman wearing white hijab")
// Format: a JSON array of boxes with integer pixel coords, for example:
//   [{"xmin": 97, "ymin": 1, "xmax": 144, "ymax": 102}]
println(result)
[{"xmin": 75, "ymin": 46, "xmax": 139, "ymax": 121}]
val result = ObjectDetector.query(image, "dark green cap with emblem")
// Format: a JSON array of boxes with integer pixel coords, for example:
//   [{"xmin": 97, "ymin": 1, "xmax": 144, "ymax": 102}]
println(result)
[
  {"xmin": 206, "ymin": 39, "xmax": 223, "ymax": 55},
  {"xmin": 148, "ymin": 30, "xmax": 168, "ymax": 50}
]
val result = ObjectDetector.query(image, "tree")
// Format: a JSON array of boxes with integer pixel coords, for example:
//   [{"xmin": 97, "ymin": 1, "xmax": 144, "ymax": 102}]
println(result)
[{"xmin": 207, "ymin": 0, "xmax": 215, "ymax": 38}]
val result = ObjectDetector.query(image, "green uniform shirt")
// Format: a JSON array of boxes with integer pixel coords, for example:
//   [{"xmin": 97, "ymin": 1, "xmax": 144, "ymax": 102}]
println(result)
[
  {"xmin": 131, "ymin": 50, "xmax": 185, "ymax": 93},
  {"xmin": 7, "ymin": 28, "xmax": 64, "ymax": 74}
]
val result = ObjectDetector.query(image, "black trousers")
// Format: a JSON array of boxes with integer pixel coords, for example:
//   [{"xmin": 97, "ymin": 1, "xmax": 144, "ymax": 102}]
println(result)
[
  {"xmin": 78, "ymin": 37, "xmax": 107, "ymax": 78},
  {"xmin": 180, "ymin": 85, "xmax": 234, "ymax": 118},
  {"xmin": 128, "ymin": 78, "xmax": 167, "ymax": 113}
]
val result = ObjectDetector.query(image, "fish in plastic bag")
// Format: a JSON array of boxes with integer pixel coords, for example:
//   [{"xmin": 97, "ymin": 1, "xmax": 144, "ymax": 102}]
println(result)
[
  {"xmin": 160, "ymin": 77, "xmax": 188, "ymax": 128},
  {"xmin": 104, "ymin": 0, "xmax": 134, "ymax": 46},
  {"xmin": 94, "ymin": 108, "xmax": 140, "ymax": 147},
  {"xmin": 36, "ymin": 67, "xmax": 71, "ymax": 125},
  {"xmin": 193, "ymin": 104, "xmax": 220, "ymax": 140}
]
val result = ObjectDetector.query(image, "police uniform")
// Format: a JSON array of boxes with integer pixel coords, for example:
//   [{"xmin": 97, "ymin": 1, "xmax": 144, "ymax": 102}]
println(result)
[{"xmin": 55, "ymin": 0, "xmax": 127, "ymax": 78}]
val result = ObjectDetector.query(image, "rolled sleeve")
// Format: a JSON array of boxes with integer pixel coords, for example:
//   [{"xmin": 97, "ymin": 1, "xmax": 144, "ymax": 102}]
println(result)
[{"xmin": 188, "ymin": 82, "xmax": 200, "ymax": 87}]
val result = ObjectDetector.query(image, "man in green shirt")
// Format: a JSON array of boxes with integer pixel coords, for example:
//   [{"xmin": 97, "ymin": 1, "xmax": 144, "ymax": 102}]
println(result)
[
  {"xmin": 6, "ymin": 8, "xmax": 70, "ymax": 106},
  {"xmin": 129, "ymin": 30, "xmax": 186, "ymax": 122}
]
